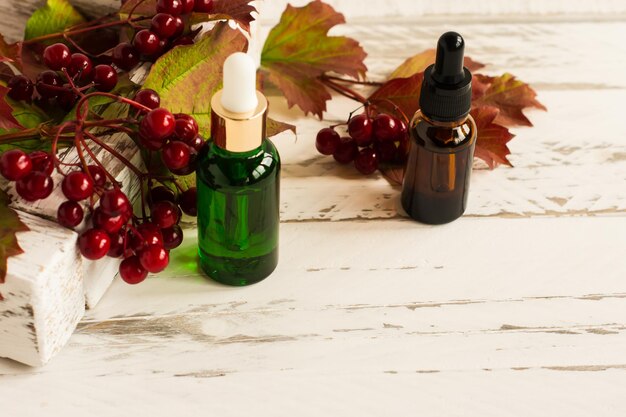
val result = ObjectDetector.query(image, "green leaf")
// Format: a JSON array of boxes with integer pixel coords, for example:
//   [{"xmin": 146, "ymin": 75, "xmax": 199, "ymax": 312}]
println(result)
[
  {"xmin": 260, "ymin": 0, "xmax": 367, "ymax": 118},
  {"xmin": 0, "ymin": 189, "xmax": 29, "ymax": 284},
  {"xmin": 143, "ymin": 22, "xmax": 248, "ymax": 137},
  {"xmin": 25, "ymin": 0, "xmax": 86, "ymax": 42},
  {"xmin": 62, "ymin": 73, "xmax": 138, "ymax": 122}
]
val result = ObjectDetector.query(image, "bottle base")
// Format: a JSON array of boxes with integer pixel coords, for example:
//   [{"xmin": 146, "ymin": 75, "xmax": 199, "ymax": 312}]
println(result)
[
  {"xmin": 198, "ymin": 248, "xmax": 278, "ymax": 286},
  {"xmin": 401, "ymin": 192, "xmax": 466, "ymax": 225}
]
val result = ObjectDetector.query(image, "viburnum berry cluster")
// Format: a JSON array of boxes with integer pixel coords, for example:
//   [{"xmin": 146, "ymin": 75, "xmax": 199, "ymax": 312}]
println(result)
[
  {"xmin": 1, "ymin": 36, "xmax": 203, "ymax": 284},
  {"xmin": 316, "ymin": 107, "xmax": 409, "ymax": 175}
]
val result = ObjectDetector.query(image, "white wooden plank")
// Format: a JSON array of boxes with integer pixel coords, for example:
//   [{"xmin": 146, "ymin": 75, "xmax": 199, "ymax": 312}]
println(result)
[
  {"xmin": 0, "ymin": 211, "xmax": 84, "ymax": 366},
  {"xmin": 1, "ymin": 217, "xmax": 625, "ymax": 414}
]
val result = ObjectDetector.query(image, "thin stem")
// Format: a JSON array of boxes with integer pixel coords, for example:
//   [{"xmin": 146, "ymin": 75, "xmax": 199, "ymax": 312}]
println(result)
[
  {"xmin": 321, "ymin": 74, "xmax": 384, "ymax": 87},
  {"xmin": 320, "ymin": 77, "xmax": 368, "ymax": 104},
  {"xmin": 84, "ymin": 131, "xmax": 143, "ymax": 177},
  {"xmin": 23, "ymin": 16, "xmax": 147, "ymax": 45}
]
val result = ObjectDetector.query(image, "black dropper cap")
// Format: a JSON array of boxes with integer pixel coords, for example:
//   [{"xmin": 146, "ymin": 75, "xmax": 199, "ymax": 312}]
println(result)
[{"xmin": 419, "ymin": 32, "xmax": 472, "ymax": 122}]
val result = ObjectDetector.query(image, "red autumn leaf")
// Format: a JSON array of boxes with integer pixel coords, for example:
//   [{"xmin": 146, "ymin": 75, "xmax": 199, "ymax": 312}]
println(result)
[
  {"xmin": 0, "ymin": 189, "xmax": 29, "ymax": 284},
  {"xmin": 0, "ymin": 85, "xmax": 23, "ymax": 130},
  {"xmin": 472, "ymin": 73, "xmax": 546, "ymax": 127},
  {"xmin": 389, "ymin": 48, "xmax": 485, "ymax": 79},
  {"xmin": 368, "ymin": 72, "xmax": 424, "ymax": 121},
  {"xmin": 260, "ymin": 0, "xmax": 367, "ymax": 118},
  {"xmin": 379, "ymin": 165, "xmax": 404, "ymax": 187},
  {"xmin": 0, "ymin": 34, "xmax": 22, "ymax": 68},
  {"xmin": 120, "ymin": 0, "xmax": 256, "ymax": 33},
  {"xmin": 472, "ymin": 106, "xmax": 515, "ymax": 169}
]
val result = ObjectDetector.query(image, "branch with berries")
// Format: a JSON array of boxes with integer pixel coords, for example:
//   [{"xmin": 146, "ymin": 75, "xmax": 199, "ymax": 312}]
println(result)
[{"xmin": 0, "ymin": 0, "xmax": 546, "ymax": 285}]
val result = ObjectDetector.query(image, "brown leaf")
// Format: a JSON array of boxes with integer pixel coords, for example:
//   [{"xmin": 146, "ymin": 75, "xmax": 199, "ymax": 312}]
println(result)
[
  {"xmin": 0, "ymin": 85, "xmax": 23, "ymax": 131},
  {"xmin": 0, "ymin": 35, "xmax": 22, "ymax": 68},
  {"xmin": 267, "ymin": 117, "xmax": 296, "ymax": 138},
  {"xmin": 121, "ymin": 0, "xmax": 256, "ymax": 33},
  {"xmin": 0, "ymin": 189, "xmax": 29, "ymax": 283},
  {"xmin": 472, "ymin": 106, "xmax": 515, "ymax": 169},
  {"xmin": 390, "ymin": 49, "xmax": 485, "ymax": 79},
  {"xmin": 261, "ymin": 1, "xmax": 367, "ymax": 118},
  {"xmin": 190, "ymin": 0, "xmax": 257, "ymax": 33},
  {"xmin": 472, "ymin": 73, "xmax": 546, "ymax": 127},
  {"xmin": 368, "ymin": 72, "xmax": 424, "ymax": 121}
]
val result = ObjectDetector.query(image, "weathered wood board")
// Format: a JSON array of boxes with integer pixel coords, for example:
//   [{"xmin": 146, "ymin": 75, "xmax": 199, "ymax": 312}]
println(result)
[{"xmin": 0, "ymin": 0, "xmax": 625, "ymax": 416}]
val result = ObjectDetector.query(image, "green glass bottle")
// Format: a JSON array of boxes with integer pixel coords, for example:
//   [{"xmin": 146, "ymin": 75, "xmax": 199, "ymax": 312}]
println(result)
[
  {"xmin": 197, "ymin": 140, "xmax": 280, "ymax": 286},
  {"xmin": 196, "ymin": 52, "xmax": 280, "ymax": 286}
]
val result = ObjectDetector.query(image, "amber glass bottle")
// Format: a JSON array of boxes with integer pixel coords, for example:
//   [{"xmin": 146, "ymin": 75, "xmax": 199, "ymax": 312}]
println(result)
[{"xmin": 401, "ymin": 32, "xmax": 477, "ymax": 224}]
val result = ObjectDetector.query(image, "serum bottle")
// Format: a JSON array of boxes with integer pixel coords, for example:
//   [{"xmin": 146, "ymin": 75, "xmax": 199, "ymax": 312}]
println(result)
[
  {"xmin": 401, "ymin": 32, "xmax": 477, "ymax": 224},
  {"xmin": 197, "ymin": 53, "xmax": 280, "ymax": 286}
]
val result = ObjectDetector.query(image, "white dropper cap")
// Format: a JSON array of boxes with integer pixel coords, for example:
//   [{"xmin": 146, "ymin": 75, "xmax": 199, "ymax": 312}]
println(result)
[{"xmin": 221, "ymin": 52, "xmax": 259, "ymax": 114}]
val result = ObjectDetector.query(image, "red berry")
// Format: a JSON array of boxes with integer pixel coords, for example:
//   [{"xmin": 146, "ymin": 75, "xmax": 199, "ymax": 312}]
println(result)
[
  {"xmin": 162, "ymin": 224, "xmax": 183, "ymax": 249},
  {"xmin": 139, "ymin": 245, "xmax": 169, "ymax": 273},
  {"xmin": 134, "ymin": 89, "xmax": 161, "ymax": 111},
  {"xmin": 188, "ymin": 135, "xmax": 205, "ymax": 152},
  {"xmin": 396, "ymin": 119, "xmax": 409, "ymax": 141},
  {"xmin": 92, "ymin": 207, "xmax": 125, "ymax": 234},
  {"xmin": 93, "ymin": 65, "xmax": 117, "ymax": 92},
  {"xmin": 172, "ymin": 16, "xmax": 185, "ymax": 37},
  {"xmin": 332, "ymin": 137, "xmax": 358, "ymax": 164},
  {"xmin": 84, "ymin": 165, "xmax": 107, "ymax": 187},
  {"xmin": 58, "ymin": 90, "xmax": 78, "ymax": 111},
  {"xmin": 15, "ymin": 172, "xmax": 53, "ymax": 201},
  {"xmin": 134, "ymin": 29, "xmax": 161, "ymax": 56},
  {"xmin": 174, "ymin": 114, "xmax": 198, "ymax": 142},
  {"xmin": 57, "ymin": 201, "xmax": 84, "ymax": 228},
  {"xmin": 107, "ymin": 230, "xmax": 127, "ymax": 258},
  {"xmin": 171, "ymin": 36, "xmax": 194, "ymax": 47},
  {"xmin": 354, "ymin": 147, "xmax": 379, "ymax": 175},
  {"xmin": 162, "ymin": 141, "xmax": 191, "ymax": 171},
  {"xmin": 29, "ymin": 151, "xmax": 54, "ymax": 175},
  {"xmin": 62, "ymin": 171, "xmax": 94, "ymax": 201},
  {"xmin": 7, "ymin": 75, "xmax": 34, "ymax": 101},
  {"xmin": 315, "ymin": 128, "xmax": 340, "ymax": 155},
  {"xmin": 150, "ymin": 186, "xmax": 177, "ymax": 205},
  {"xmin": 67, "ymin": 53, "xmax": 93, "ymax": 82},
  {"xmin": 151, "ymin": 200, "xmax": 180, "ymax": 229},
  {"xmin": 78, "ymin": 229, "xmax": 111, "ymax": 260},
  {"xmin": 140, "ymin": 108, "xmax": 176, "ymax": 141},
  {"xmin": 119, "ymin": 256, "xmax": 148, "ymax": 284},
  {"xmin": 139, "ymin": 136, "xmax": 165, "ymax": 151},
  {"xmin": 375, "ymin": 141, "xmax": 397, "ymax": 163},
  {"xmin": 373, "ymin": 114, "xmax": 400, "ymax": 142},
  {"xmin": 36, "ymin": 70, "xmax": 63, "ymax": 99},
  {"xmin": 100, "ymin": 188, "xmax": 131, "ymax": 217},
  {"xmin": 181, "ymin": 0, "xmax": 194, "ymax": 13},
  {"xmin": 137, "ymin": 223, "xmax": 164, "ymax": 247},
  {"xmin": 194, "ymin": 0, "xmax": 214, "ymax": 13},
  {"xmin": 157, "ymin": 0, "xmax": 183, "ymax": 15},
  {"xmin": 151, "ymin": 13, "xmax": 178, "ymax": 39},
  {"xmin": 179, "ymin": 187, "xmax": 197, "ymax": 216},
  {"xmin": 43, "ymin": 43, "xmax": 71, "ymax": 71},
  {"xmin": 112, "ymin": 42, "xmax": 140, "ymax": 71},
  {"xmin": 0, "ymin": 149, "xmax": 32, "ymax": 181},
  {"xmin": 348, "ymin": 114, "xmax": 374, "ymax": 146}
]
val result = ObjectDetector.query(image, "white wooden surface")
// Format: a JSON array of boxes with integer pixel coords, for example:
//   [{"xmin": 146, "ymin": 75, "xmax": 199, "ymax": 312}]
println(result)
[{"xmin": 2, "ymin": 0, "xmax": 626, "ymax": 415}]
